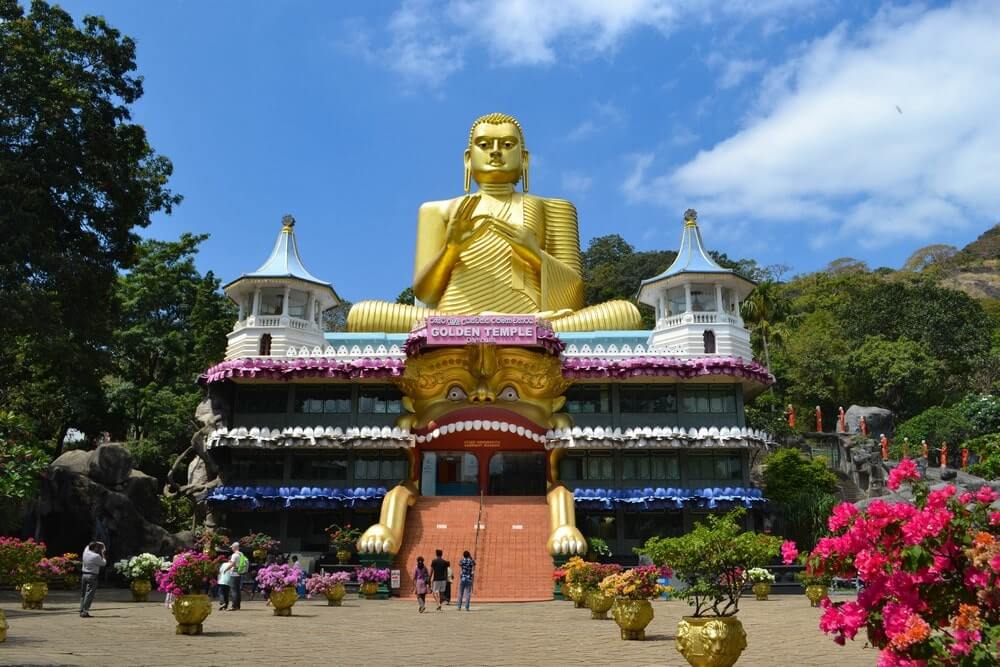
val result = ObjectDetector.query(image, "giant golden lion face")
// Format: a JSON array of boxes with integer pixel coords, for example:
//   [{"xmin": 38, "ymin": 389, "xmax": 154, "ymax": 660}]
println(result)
[{"xmin": 397, "ymin": 344, "xmax": 571, "ymax": 443}]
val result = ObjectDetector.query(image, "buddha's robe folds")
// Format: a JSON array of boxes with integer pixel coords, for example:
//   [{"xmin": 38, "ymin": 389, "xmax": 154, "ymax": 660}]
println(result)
[{"xmin": 347, "ymin": 194, "xmax": 641, "ymax": 333}]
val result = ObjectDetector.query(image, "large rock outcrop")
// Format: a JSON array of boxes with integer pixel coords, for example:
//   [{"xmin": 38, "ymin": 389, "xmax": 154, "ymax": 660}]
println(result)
[
  {"xmin": 40, "ymin": 443, "xmax": 184, "ymax": 562},
  {"xmin": 844, "ymin": 405, "xmax": 894, "ymax": 439}
]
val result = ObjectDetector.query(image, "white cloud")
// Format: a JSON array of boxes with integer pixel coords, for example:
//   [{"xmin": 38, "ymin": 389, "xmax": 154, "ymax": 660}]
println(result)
[
  {"xmin": 707, "ymin": 52, "xmax": 765, "ymax": 89},
  {"xmin": 623, "ymin": 2, "xmax": 1000, "ymax": 247},
  {"xmin": 568, "ymin": 101, "xmax": 627, "ymax": 141},
  {"xmin": 358, "ymin": 0, "xmax": 814, "ymax": 89},
  {"xmin": 561, "ymin": 171, "xmax": 594, "ymax": 194}
]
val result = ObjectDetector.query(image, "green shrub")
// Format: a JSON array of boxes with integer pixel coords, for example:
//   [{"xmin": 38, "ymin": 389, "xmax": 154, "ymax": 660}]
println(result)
[{"xmin": 964, "ymin": 433, "xmax": 1000, "ymax": 480}]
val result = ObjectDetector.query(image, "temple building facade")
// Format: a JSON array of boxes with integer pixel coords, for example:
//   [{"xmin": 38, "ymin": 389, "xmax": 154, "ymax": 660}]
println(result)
[{"xmin": 198, "ymin": 113, "xmax": 773, "ymax": 601}]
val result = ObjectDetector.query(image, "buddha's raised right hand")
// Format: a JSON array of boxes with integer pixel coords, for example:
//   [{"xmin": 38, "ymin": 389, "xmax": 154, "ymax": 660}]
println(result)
[{"xmin": 445, "ymin": 195, "xmax": 492, "ymax": 250}]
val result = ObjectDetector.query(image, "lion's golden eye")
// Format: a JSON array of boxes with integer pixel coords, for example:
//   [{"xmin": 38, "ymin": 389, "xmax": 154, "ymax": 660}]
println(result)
[
  {"xmin": 447, "ymin": 386, "xmax": 468, "ymax": 401},
  {"xmin": 498, "ymin": 386, "xmax": 519, "ymax": 401}
]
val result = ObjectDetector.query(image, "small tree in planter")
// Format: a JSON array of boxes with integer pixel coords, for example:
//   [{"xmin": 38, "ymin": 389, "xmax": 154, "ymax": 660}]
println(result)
[
  {"xmin": 325, "ymin": 524, "xmax": 361, "ymax": 563},
  {"xmin": 577, "ymin": 562, "xmax": 623, "ymax": 619},
  {"xmin": 256, "ymin": 563, "xmax": 302, "ymax": 616},
  {"xmin": 306, "ymin": 571, "xmax": 352, "ymax": 606},
  {"xmin": 640, "ymin": 509, "xmax": 781, "ymax": 667},
  {"xmin": 0, "ymin": 537, "xmax": 47, "ymax": 609},
  {"xmin": 745, "ymin": 567, "xmax": 776, "ymax": 601},
  {"xmin": 239, "ymin": 532, "xmax": 279, "ymax": 563},
  {"xmin": 599, "ymin": 566, "xmax": 667, "ymax": 639},
  {"xmin": 192, "ymin": 527, "xmax": 230, "ymax": 556},
  {"xmin": 155, "ymin": 550, "xmax": 219, "ymax": 635}
]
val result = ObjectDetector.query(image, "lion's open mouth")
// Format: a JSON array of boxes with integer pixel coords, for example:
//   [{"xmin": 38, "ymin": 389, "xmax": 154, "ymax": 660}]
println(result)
[{"xmin": 413, "ymin": 407, "xmax": 547, "ymax": 445}]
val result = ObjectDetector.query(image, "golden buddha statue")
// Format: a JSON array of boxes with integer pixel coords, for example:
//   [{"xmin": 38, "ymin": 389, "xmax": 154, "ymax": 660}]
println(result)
[{"xmin": 347, "ymin": 113, "xmax": 641, "ymax": 332}]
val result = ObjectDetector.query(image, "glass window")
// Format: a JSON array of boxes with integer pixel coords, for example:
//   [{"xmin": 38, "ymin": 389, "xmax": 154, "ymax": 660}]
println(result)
[
  {"xmin": 288, "ymin": 290, "xmax": 308, "ymax": 319},
  {"xmin": 578, "ymin": 512, "xmax": 617, "ymax": 542},
  {"xmin": 620, "ymin": 385, "xmax": 677, "ymax": 413},
  {"xmin": 229, "ymin": 455, "xmax": 285, "ymax": 481},
  {"xmin": 236, "ymin": 387, "xmax": 288, "ymax": 413},
  {"xmin": 564, "ymin": 385, "xmax": 609, "ymax": 414},
  {"xmin": 560, "ymin": 453, "xmax": 613, "ymax": 481},
  {"xmin": 685, "ymin": 454, "xmax": 743, "ymax": 481},
  {"xmin": 358, "ymin": 387, "xmax": 403, "ymax": 414},
  {"xmin": 681, "ymin": 386, "xmax": 736, "ymax": 414},
  {"xmin": 690, "ymin": 284, "xmax": 716, "ymax": 312},
  {"xmin": 355, "ymin": 452, "xmax": 407, "ymax": 480},
  {"xmin": 291, "ymin": 456, "xmax": 348, "ymax": 480},
  {"xmin": 624, "ymin": 511, "xmax": 683, "ymax": 540},
  {"xmin": 295, "ymin": 387, "xmax": 351, "ymax": 414},
  {"xmin": 715, "ymin": 455, "xmax": 743, "ymax": 481},
  {"xmin": 667, "ymin": 286, "xmax": 686, "ymax": 316},
  {"xmin": 259, "ymin": 288, "xmax": 285, "ymax": 316},
  {"xmin": 623, "ymin": 453, "xmax": 680, "ymax": 480}
]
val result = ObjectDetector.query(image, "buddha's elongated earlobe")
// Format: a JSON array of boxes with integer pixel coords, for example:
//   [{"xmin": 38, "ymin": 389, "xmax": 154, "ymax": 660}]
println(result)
[
  {"xmin": 463, "ymin": 149, "xmax": 472, "ymax": 193},
  {"xmin": 521, "ymin": 150, "xmax": 530, "ymax": 192}
]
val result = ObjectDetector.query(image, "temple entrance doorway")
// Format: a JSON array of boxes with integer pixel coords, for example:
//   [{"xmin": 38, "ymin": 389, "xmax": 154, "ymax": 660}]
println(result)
[
  {"xmin": 421, "ymin": 451, "xmax": 479, "ymax": 496},
  {"xmin": 488, "ymin": 452, "xmax": 546, "ymax": 496}
]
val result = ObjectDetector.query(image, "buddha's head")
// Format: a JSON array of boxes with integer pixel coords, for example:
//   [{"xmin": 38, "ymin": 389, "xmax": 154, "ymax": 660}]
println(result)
[
  {"xmin": 397, "ymin": 344, "xmax": 570, "ymax": 445},
  {"xmin": 465, "ymin": 112, "xmax": 529, "ymax": 192}
]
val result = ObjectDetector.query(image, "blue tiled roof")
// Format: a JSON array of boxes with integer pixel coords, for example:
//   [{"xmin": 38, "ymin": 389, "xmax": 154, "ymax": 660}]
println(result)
[
  {"xmin": 226, "ymin": 218, "xmax": 333, "ymax": 290},
  {"xmin": 556, "ymin": 330, "xmax": 651, "ymax": 346},
  {"xmin": 324, "ymin": 332, "xmax": 410, "ymax": 347},
  {"xmin": 639, "ymin": 220, "xmax": 733, "ymax": 289}
]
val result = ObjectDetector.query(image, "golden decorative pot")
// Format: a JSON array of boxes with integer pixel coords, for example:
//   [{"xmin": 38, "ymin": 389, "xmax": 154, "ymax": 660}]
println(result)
[
  {"xmin": 324, "ymin": 583, "xmax": 347, "ymax": 606},
  {"xmin": 360, "ymin": 581, "xmax": 379, "ymax": 599},
  {"xmin": 568, "ymin": 582, "xmax": 587, "ymax": 608},
  {"xmin": 676, "ymin": 616, "xmax": 747, "ymax": 667},
  {"xmin": 252, "ymin": 548, "xmax": 266, "ymax": 563},
  {"xmin": 131, "ymin": 578, "xmax": 152, "ymax": 602},
  {"xmin": 560, "ymin": 582, "xmax": 569, "ymax": 600},
  {"xmin": 336, "ymin": 549, "xmax": 351, "ymax": 564},
  {"xmin": 612, "ymin": 598, "xmax": 654, "ymax": 640},
  {"xmin": 171, "ymin": 594, "xmax": 211, "ymax": 635},
  {"xmin": 19, "ymin": 581, "xmax": 48, "ymax": 610},
  {"xmin": 269, "ymin": 586, "xmax": 298, "ymax": 616},
  {"xmin": 586, "ymin": 589, "xmax": 615, "ymax": 620},
  {"xmin": 805, "ymin": 585, "xmax": 828, "ymax": 607},
  {"xmin": 1, "ymin": 608, "xmax": 8, "ymax": 643},
  {"xmin": 752, "ymin": 582, "xmax": 771, "ymax": 601}
]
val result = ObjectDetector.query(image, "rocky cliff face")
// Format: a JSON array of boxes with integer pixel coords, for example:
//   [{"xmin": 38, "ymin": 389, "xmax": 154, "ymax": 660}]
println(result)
[{"xmin": 39, "ymin": 443, "xmax": 185, "ymax": 562}]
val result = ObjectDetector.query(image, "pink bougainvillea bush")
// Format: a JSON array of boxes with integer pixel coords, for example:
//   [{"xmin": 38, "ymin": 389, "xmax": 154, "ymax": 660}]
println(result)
[
  {"xmin": 255, "ymin": 563, "xmax": 301, "ymax": 591},
  {"xmin": 792, "ymin": 458, "xmax": 1000, "ymax": 665},
  {"xmin": 304, "ymin": 571, "xmax": 351, "ymax": 598},
  {"xmin": 155, "ymin": 550, "xmax": 219, "ymax": 596}
]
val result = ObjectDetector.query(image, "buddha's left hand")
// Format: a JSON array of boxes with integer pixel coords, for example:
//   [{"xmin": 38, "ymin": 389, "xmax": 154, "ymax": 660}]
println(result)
[{"xmin": 491, "ymin": 220, "xmax": 540, "ymax": 266}]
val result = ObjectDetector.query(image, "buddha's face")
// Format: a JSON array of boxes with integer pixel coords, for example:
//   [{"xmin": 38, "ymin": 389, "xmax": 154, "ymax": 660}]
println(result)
[
  {"xmin": 397, "ymin": 345, "xmax": 570, "ymax": 444},
  {"xmin": 466, "ymin": 122, "xmax": 525, "ymax": 185}
]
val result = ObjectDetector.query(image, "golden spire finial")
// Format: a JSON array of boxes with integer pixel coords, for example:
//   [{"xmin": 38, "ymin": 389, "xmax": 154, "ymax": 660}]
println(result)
[
  {"xmin": 281, "ymin": 214, "xmax": 295, "ymax": 232},
  {"xmin": 684, "ymin": 208, "xmax": 698, "ymax": 227}
]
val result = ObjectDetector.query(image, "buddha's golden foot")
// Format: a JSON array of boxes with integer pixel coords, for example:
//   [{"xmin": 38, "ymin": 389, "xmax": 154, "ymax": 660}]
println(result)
[
  {"xmin": 548, "ymin": 300, "xmax": 642, "ymax": 332},
  {"xmin": 547, "ymin": 525, "xmax": 586, "ymax": 555},
  {"xmin": 357, "ymin": 523, "xmax": 398, "ymax": 555}
]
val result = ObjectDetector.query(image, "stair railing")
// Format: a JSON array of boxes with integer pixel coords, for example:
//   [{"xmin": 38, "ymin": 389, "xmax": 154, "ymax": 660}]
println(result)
[{"xmin": 473, "ymin": 490, "xmax": 485, "ymax": 561}]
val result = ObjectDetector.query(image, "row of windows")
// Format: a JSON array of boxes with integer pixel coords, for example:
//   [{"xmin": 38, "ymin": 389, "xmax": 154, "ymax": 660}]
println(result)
[
  {"xmin": 235, "ymin": 387, "xmax": 404, "ymax": 415},
  {"xmin": 559, "ymin": 453, "xmax": 742, "ymax": 482},
  {"xmin": 226, "ymin": 453, "xmax": 408, "ymax": 482},
  {"xmin": 564, "ymin": 385, "xmax": 738, "ymax": 415},
  {"xmin": 579, "ymin": 510, "xmax": 685, "ymax": 542}
]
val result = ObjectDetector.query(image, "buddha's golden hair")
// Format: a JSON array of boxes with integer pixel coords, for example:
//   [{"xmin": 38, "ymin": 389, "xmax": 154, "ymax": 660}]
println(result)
[{"xmin": 468, "ymin": 113, "xmax": 525, "ymax": 147}]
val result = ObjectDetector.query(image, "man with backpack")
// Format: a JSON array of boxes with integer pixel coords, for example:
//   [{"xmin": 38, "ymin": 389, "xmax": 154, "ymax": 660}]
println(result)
[{"xmin": 224, "ymin": 542, "xmax": 248, "ymax": 611}]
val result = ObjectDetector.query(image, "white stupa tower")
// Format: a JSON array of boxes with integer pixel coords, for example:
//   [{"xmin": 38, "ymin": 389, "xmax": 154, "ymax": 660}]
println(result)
[
  {"xmin": 222, "ymin": 215, "xmax": 340, "ymax": 359},
  {"xmin": 637, "ymin": 209, "xmax": 755, "ymax": 359}
]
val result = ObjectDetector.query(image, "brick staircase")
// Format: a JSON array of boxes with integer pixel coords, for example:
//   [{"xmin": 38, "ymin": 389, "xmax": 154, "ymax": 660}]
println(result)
[{"xmin": 395, "ymin": 496, "xmax": 553, "ymax": 602}]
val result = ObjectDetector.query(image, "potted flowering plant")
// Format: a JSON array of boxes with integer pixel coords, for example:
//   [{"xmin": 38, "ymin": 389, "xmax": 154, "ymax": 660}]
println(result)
[
  {"xmin": 115, "ymin": 553, "xmax": 169, "ymax": 601},
  {"xmin": 587, "ymin": 537, "xmax": 613, "ymax": 560},
  {"xmin": 578, "ymin": 562, "xmax": 623, "ymax": 619},
  {"xmin": 794, "ymin": 552, "xmax": 833, "ymax": 607},
  {"xmin": 598, "ymin": 566, "xmax": 667, "ymax": 639},
  {"xmin": 0, "ymin": 537, "xmax": 48, "ymax": 609},
  {"xmin": 239, "ymin": 532, "xmax": 279, "ymax": 563},
  {"xmin": 801, "ymin": 458, "xmax": 1000, "ymax": 665},
  {"xmin": 306, "ymin": 571, "xmax": 352, "ymax": 606},
  {"xmin": 155, "ymin": 550, "xmax": 219, "ymax": 635},
  {"xmin": 325, "ymin": 524, "xmax": 361, "ymax": 563},
  {"xmin": 192, "ymin": 527, "xmax": 230, "ymax": 556},
  {"xmin": 745, "ymin": 567, "xmax": 776, "ymax": 601},
  {"xmin": 640, "ymin": 509, "xmax": 781, "ymax": 666},
  {"xmin": 356, "ymin": 566, "xmax": 389, "ymax": 599},
  {"xmin": 562, "ymin": 556, "xmax": 591, "ymax": 608},
  {"xmin": 256, "ymin": 563, "xmax": 301, "ymax": 616},
  {"xmin": 553, "ymin": 567, "xmax": 569, "ymax": 600}
]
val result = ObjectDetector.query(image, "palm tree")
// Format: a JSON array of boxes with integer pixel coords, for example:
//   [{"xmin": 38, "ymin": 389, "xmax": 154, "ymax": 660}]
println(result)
[{"xmin": 740, "ymin": 280, "xmax": 788, "ymax": 369}]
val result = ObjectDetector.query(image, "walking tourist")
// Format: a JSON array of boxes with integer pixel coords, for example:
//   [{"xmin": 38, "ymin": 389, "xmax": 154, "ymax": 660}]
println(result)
[
  {"xmin": 443, "ymin": 565, "xmax": 453, "ymax": 605},
  {"xmin": 413, "ymin": 556, "xmax": 429, "ymax": 613},
  {"xmin": 430, "ymin": 549, "xmax": 449, "ymax": 611},
  {"xmin": 227, "ymin": 541, "xmax": 248, "ymax": 610},
  {"xmin": 218, "ymin": 549, "xmax": 233, "ymax": 610},
  {"xmin": 457, "ymin": 550, "xmax": 475, "ymax": 611},
  {"xmin": 79, "ymin": 541, "xmax": 106, "ymax": 618}
]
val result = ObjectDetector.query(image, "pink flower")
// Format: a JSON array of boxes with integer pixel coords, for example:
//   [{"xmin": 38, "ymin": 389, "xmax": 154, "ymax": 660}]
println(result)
[
  {"xmin": 828, "ymin": 503, "xmax": 859, "ymax": 532},
  {"xmin": 887, "ymin": 459, "xmax": 920, "ymax": 491},
  {"xmin": 781, "ymin": 540, "xmax": 798, "ymax": 565},
  {"xmin": 975, "ymin": 486, "xmax": 998, "ymax": 504},
  {"xmin": 990, "ymin": 512, "xmax": 1000, "ymax": 527}
]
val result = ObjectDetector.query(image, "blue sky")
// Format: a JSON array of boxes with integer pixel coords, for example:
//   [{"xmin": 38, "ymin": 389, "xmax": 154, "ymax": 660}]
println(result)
[{"xmin": 54, "ymin": 1, "xmax": 1000, "ymax": 302}]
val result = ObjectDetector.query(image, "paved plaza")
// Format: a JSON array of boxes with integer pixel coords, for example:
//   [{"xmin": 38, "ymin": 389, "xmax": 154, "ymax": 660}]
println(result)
[{"xmin": 1, "ymin": 588, "xmax": 875, "ymax": 667}]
